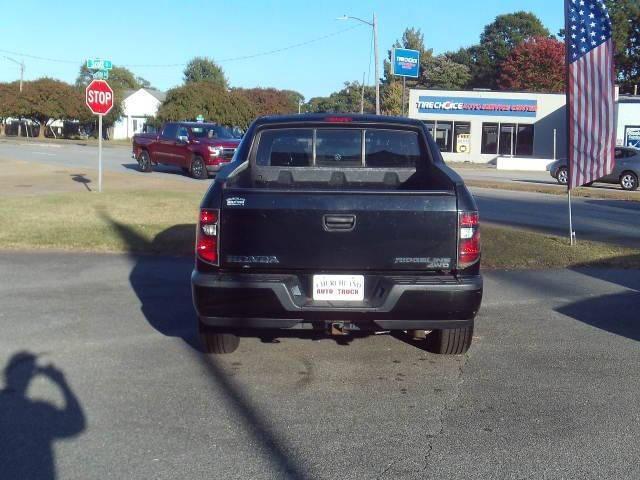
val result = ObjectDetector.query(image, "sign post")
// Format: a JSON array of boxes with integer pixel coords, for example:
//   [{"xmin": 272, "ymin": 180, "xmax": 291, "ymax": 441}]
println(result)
[
  {"xmin": 85, "ymin": 79, "xmax": 114, "ymax": 193},
  {"xmin": 392, "ymin": 48, "xmax": 420, "ymax": 116}
]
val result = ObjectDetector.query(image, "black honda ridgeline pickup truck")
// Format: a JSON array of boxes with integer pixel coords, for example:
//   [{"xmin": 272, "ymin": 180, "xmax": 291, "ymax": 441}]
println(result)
[{"xmin": 191, "ymin": 114, "xmax": 482, "ymax": 354}]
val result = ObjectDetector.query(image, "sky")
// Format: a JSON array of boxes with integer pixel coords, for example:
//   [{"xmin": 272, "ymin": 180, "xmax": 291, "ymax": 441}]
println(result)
[{"xmin": 0, "ymin": 0, "xmax": 564, "ymax": 100}]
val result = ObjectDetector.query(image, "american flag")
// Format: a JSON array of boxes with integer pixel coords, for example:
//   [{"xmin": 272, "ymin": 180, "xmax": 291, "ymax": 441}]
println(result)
[{"xmin": 565, "ymin": 0, "xmax": 616, "ymax": 189}]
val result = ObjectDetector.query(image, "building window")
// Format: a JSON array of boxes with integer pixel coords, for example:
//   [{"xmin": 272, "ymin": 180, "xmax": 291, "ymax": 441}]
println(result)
[
  {"xmin": 516, "ymin": 124, "xmax": 534, "ymax": 156},
  {"xmin": 481, "ymin": 123, "xmax": 499, "ymax": 154},
  {"xmin": 453, "ymin": 122, "xmax": 471, "ymax": 153},
  {"xmin": 499, "ymin": 123, "xmax": 516, "ymax": 156},
  {"xmin": 434, "ymin": 121, "xmax": 453, "ymax": 152},
  {"xmin": 481, "ymin": 122, "xmax": 534, "ymax": 156}
]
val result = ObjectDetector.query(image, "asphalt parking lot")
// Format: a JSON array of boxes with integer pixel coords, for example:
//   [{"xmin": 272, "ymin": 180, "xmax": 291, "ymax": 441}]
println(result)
[{"xmin": 2, "ymin": 252, "xmax": 639, "ymax": 479}]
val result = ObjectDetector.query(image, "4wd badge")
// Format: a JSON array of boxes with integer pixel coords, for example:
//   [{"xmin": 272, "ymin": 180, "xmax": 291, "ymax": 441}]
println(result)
[{"xmin": 226, "ymin": 197, "xmax": 245, "ymax": 207}]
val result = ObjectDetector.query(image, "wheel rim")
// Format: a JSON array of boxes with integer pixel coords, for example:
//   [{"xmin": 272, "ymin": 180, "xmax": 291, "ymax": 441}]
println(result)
[
  {"xmin": 139, "ymin": 153, "xmax": 148, "ymax": 170},
  {"xmin": 192, "ymin": 159, "xmax": 203, "ymax": 177},
  {"xmin": 558, "ymin": 169, "xmax": 568, "ymax": 184},
  {"xmin": 622, "ymin": 174, "xmax": 636, "ymax": 189}
]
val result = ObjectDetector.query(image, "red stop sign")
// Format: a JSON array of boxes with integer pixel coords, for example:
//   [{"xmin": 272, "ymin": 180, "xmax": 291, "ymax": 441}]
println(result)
[{"xmin": 85, "ymin": 80, "xmax": 114, "ymax": 115}]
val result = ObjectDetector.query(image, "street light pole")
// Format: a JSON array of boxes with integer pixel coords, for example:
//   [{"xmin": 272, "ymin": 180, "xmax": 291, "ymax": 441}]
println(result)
[
  {"xmin": 4, "ymin": 56, "xmax": 25, "ymax": 92},
  {"xmin": 5, "ymin": 56, "xmax": 25, "ymax": 137},
  {"xmin": 338, "ymin": 13, "xmax": 380, "ymax": 115},
  {"xmin": 373, "ymin": 13, "xmax": 379, "ymax": 115}
]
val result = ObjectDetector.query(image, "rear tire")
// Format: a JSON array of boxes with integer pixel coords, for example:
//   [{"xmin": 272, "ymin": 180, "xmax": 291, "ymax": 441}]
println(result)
[
  {"xmin": 190, "ymin": 156, "xmax": 208, "ymax": 180},
  {"xmin": 620, "ymin": 172, "xmax": 638, "ymax": 191},
  {"xmin": 138, "ymin": 150, "xmax": 152, "ymax": 172},
  {"xmin": 426, "ymin": 324, "xmax": 473, "ymax": 355},
  {"xmin": 556, "ymin": 167, "xmax": 568, "ymax": 186},
  {"xmin": 199, "ymin": 325, "xmax": 240, "ymax": 354}
]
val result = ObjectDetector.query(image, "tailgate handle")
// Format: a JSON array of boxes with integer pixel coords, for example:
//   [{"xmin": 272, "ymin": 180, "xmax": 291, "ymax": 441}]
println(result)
[{"xmin": 323, "ymin": 214, "xmax": 356, "ymax": 232}]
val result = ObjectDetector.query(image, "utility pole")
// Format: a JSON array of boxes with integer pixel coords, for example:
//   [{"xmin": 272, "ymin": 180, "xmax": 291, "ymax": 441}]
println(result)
[
  {"xmin": 373, "ymin": 13, "xmax": 380, "ymax": 115},
  {"xmin": 338, "ymin": 13, "xmax": 380, "ymax": 115},
  {"xmin": 4, "ymin": 56, "xmax": 25, "ymax": 92},
  {"xmin": 5, "ymin": 56, "xmax": 25, "ymax": 137},
  {"xmin": 360, "ymin": 72, "xmax": 365, "ymax": 114}
]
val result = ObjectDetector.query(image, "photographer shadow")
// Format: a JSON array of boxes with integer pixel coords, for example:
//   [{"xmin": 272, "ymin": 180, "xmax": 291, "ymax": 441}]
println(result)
[{"xmin": 0, "ymin": 352, "xmax": 85, "ymax": 480}]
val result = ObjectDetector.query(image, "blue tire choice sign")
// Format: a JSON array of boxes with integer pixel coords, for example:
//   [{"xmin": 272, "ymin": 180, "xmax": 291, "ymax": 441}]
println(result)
[
  {"xmin": 625, "ymin": 127, "xmax": 640, "ymax": 148},
  {"xmin": 392, "ymin": 48, "xmax": 420, "ymax": 78},
  {"xmin": 416, "ymin": 96, "xmax": 538, "ymax": 118}
]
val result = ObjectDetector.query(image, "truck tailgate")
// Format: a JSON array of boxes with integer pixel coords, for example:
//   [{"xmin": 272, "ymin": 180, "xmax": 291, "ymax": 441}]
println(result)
[{"xmin": 220, "ymin": 189, "xmax": 458, "ymax": 271}]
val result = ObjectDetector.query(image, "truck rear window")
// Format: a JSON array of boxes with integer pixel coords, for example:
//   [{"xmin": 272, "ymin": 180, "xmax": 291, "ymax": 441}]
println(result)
[{"xmin": 255, "ymin": 128, "xmax": 421, "ymax": 168}]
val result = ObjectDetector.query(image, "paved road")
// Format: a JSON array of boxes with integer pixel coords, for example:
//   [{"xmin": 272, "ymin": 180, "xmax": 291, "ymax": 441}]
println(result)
[
  {"xmin": 2, "ymin": 140, "xmax": 639, "ymax": 246},
  {"xmin": 0, "ymin": 139, "xmax": 195, "ymax": 182},
  {"xmin": 472, "ymin": 186, "xmax": 640, "ymax": 247},
  {"xmin": 1, "ymin": 252, "xmax": 639, "ymax": 479}
]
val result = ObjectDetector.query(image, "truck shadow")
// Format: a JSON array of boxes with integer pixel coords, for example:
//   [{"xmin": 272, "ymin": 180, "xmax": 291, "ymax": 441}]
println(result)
[
  {"xmin": 100, "ymin": 213, "xmax": 312, "ymax": 479},
  {"xmin": 99, "ymin": 212, "xmax": 431, "ymax": 351}
]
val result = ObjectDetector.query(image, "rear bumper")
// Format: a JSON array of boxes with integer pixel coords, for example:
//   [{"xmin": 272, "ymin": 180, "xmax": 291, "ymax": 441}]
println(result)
[{"xmin": 192, "ymin": 271, "xmax": 482, "ymax": 330}]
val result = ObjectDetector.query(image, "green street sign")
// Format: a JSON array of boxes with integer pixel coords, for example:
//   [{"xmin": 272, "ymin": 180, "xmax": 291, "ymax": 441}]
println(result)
[
  {"xmin": 93, "ymin": 70, "xmax": 109, "ymax": 80},
  {"xmin": 87, "ymin": 59, "xmax": 113, "ymax": 71}
]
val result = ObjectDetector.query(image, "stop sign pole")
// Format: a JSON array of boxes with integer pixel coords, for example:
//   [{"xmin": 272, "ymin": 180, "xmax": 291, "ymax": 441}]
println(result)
[{"xmin": 85, "ymin": 79, "xmax": 114, "ymax": 192}]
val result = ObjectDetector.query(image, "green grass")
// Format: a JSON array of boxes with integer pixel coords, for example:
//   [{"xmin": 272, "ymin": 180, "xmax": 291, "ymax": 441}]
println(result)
[
  {"xmin": 1, "ymin": 190, "xmax": 639, "ymax": 269},
  {"xmin": 0, "ymin": 190, "xmax": 201, "ymax": 255},
  {"xmin": 482, "ymin": 225, "xmax": 640, "ymax": 269}
]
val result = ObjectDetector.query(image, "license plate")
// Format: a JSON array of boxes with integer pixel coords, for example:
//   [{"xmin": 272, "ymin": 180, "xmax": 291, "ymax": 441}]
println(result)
[{"xmin": 312, "ymin": 274, "xmax": 364, "ymax": 301}]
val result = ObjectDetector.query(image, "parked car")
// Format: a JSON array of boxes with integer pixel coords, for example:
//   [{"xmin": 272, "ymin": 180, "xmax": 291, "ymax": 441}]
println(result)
[
  {"xmin": 549, "ymin": 147, "xmax": 640, "ymax": 190},
  {"xmin": 191, "ymin": 114, "xmax": 483, "ymax": 355},
  {"xmin": 132, "ymin": 122, "xmax": 241, "ymax": 179}
]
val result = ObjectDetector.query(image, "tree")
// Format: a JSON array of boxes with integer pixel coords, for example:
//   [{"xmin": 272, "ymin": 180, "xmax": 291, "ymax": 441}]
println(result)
[
  {"xmin": 0, "ymin": 82, "xmax": 20, "ymax": 136},
  {"xmin": 383, "ymin": 28, "xmax": 433, "ymax": 88},
  {"xmin": 498, "ymin": 37, "xmax": 565, "ymax": 93},
  {"xmin": 75, "ymin": 65, "xmax": 139, "ymax": 90},
  {"xmin": 233, "ymin": 87, "xmax": 302, "ymax": 116},
  {"xmin": 305, "ymin": 81, "xmax": 375, "ymax": 114},
  {"xmin": 75, "ymin": 65, "xmax": 142, "ymax": 132},
  {"xmin": 422, "ymin": 55, "xmax": 471, "ymax": 90},
  {"xmin": 380, "ymin": 27, "xmax": 470, "ymax": 113},
  {"xmin": 11, "ymin": 78, "xmax": 84, "ymax": 138},
  {"xmin": 381, "ymin": 81, "xmax": 404, "ymax": 116},
  {"xmin": 156, "ymin": 82, "xmax": 254, "ymax": 128},
  {"xmin": 606, "ymin": 0, "xmax": 640, "ymax": 94},
  {"xmin": 135, "ymin": 76, "xmax": 153, "ymax": 89},
  {"xmin": 183, "ymin": 57, "xmax": 228, "ymax": 88},
  {"xmin": 448, "ymin": 12, "xmax": 550, "ymax": 89}
]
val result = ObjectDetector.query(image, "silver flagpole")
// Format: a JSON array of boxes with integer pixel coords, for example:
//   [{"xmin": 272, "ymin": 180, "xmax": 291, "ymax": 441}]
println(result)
[
  {"xmin": 568, "ymin": 189, "xmax": 575, "ymax": 245},
  {"xmin": 563, "ymin": 0, "xmax": 575, "ymax": 246}
]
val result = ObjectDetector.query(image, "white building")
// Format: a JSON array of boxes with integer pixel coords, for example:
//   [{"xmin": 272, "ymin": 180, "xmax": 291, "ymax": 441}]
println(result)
[
  {"xmin": 617, "ymin": 95, "xmax": 640, "ymax": 149},
  {"xmin": 409, "ymin": 89, "xmax": 567, "ymax": 170},
  {"xmin": 409, "ymin": 88, "xmax": 640, "ymax": 169},
  {"xmin": 112, "ymin": 88, "xmax": 166, "ymax": 140}
]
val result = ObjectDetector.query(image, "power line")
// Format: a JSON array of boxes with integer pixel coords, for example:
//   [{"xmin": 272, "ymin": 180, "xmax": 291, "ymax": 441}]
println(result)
[
  {"xmin": 123, "ymin": 24, "xmax": 362, "ymax": 68},
  {"xmin": 0, "ymin": 48, "xmax": 79, "ymax": 64},
  {"xmin": 0, "ymin": 24, "xmax": 363, "ymax": 69}
]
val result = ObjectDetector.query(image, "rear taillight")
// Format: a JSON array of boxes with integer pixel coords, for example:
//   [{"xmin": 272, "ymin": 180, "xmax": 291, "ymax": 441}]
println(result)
[
  {"xmin": 458, "ymin": 211, "xmax": 480, "ymax": 269},
  {"xmin": 196, "ymin": 208, "xmax": 219, "ymax": 265}
]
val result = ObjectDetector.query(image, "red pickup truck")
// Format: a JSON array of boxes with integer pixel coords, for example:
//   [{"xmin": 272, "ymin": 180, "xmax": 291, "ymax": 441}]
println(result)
[{"xmin": 132, "ymin": 122, "xmax": 242, "ymax": 179}]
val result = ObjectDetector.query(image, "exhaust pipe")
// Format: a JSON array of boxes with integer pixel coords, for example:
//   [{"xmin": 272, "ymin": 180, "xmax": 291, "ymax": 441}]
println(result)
[{"xmin": 330, "ymin": 322, "xmax": 348, "ymax": 336}]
